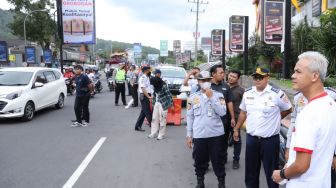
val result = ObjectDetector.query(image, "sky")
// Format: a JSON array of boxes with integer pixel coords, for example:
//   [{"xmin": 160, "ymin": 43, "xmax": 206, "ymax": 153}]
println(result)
[{"xmin": 0, "ymin": 0, "xmax": 256, "ymax": 50}]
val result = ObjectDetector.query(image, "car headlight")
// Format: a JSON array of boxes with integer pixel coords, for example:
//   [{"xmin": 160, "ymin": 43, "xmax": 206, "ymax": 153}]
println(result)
[{"xmin": 6, "ymin": 90, "xmax": 22, "ymax": 100}]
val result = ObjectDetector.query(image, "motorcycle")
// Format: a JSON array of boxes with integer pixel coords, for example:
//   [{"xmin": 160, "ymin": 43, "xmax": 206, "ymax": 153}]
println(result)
[
  {"xmin": 108, "ymin": 77, "xmax": 115, "ymax": 91},
  {"xmin": 279, "ymin": 124, "xmax": 288, "ymax": 169},
  {"xmin": 92, "ymin": 76, "xmax": 103, "ymax": 93},
  {"xmin": 65, "ymin": 78, "xmax": 74, "ymax": 95}
]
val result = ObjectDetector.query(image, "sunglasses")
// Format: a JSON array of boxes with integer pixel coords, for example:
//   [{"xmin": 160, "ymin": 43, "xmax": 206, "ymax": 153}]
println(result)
[{"xmin": 252, "ymin": 75, "xmax": 266, "ymax": 81}]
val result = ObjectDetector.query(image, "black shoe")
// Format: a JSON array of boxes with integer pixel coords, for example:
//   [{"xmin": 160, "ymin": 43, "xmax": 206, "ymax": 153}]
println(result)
[
  {"xmin": 195, "ymin": 177, "xmax": 205, "ymax": 188},
  {"xmin": 115, "ymin": 103, "xmax": 119, "ymax": 106},
  {"xmin": 218, "ymin": 177, "xmax": 225, "ymax": 188},
  {"xmin": 232, "ymin": 159, "xmax": 240, "ymax": 169},
  {"xmin": 135, "ymin": 127, "xmax": 145, "ymax": 132}
]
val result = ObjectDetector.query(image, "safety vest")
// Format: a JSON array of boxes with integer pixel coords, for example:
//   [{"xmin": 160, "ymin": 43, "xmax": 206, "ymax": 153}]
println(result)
[{"xmin": 115, "ymin": 69, "xmax": 126, "ymax": 82}]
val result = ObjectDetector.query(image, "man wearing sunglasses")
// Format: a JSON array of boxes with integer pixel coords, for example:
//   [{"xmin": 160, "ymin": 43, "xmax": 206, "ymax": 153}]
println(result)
[{"xmin": 233, "ymin": 67, "xmax": 292, "ymax": 188}]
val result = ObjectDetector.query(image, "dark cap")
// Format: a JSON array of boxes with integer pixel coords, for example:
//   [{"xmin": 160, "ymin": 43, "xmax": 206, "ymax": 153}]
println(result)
[
  {"xmin": 153, "ymin": 69, "xmax": 161, "ymax": 74},
  {"xmin": 251, "ymin": 67, "xmax": 270, "ymax": 76},
  {"xmin": 142, "ymin": 66, "xmax": 151, "ymax": 72}
]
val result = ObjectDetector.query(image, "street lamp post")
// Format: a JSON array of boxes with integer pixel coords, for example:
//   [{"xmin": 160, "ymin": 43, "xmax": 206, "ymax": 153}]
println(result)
[{"xmin": 24, "ymin": 9, "xmax": 48, "ymax": 45}]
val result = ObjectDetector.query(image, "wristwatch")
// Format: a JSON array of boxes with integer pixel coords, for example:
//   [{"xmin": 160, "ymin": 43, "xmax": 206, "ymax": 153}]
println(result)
[{"xmin": 280, "ymin": 169, "xmax": 288, "ymax": 180}]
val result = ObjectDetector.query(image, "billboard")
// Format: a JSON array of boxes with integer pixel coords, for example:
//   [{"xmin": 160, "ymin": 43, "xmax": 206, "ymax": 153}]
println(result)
[
  {"xmin": 262, "ymin": 0, "xmax": 284, "ymax": 44},
  {"xmin": 211, "ymin": 30, "xmax": 223, "ymax": 56},
  {"xmin": 133, "ymin": 43, "xmax": 142, "ymax": 59},
  {"xmin": 44, "ymin": 49, "xmax": 52, "ymax": 64},
  {"xmin": 0, "ymin": 41, "xmax": 8, "ymax": 63},
  {"xmin": 61, "ymin": 0, "xmax": 96, "ymax": 44},
  {"xmin": 25, "ymin": 46, "xmax": 36, "ymax": 64},
  {"xmin": 173, "ymin": 40, "xmax": 181, "ymax": 53},
  {"xmin": 229, "ymin": 16, "xmax": 245, "ymax": 52},
  {"xmin": 201, "ymin": 37, "xmax": 211, "ymax": 50},
  {"xmin": 160, "ymin": 40, "xmax": 168, "ymax": 57}
]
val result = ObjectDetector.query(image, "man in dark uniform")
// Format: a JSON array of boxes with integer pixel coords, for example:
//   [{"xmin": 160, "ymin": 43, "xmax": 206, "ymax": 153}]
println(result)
[{"xmin": 209, "ymin": 65, "xmax": 235, "ymax": 164}]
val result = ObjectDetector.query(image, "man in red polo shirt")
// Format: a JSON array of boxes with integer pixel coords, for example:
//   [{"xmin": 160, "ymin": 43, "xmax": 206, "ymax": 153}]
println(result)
[{"xmin": 272, "ymin": 51, "xmax": 336, "ymax": 188}]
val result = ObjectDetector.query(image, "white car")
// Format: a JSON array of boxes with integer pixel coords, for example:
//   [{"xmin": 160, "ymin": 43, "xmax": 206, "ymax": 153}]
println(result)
[{"xmin": 0, "ymin": 67, "xmax": 67, "ymax": 121}]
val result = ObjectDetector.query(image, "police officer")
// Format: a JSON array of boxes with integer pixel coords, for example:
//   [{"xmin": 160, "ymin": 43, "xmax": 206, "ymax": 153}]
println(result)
[
  {"xmin": 134, "ymin": 66, "xmax": 152, "ymax": 132},
  {"xmin": 233, "ymin": 67, "xmax": 292, "ymax": 188},
  {"xmin": 114, "ymin": 62, "xmax": 127, "ymax": 106},
  {"xmin": 186, "ymin": 71, "xmax": 227, "ymax": 188}
]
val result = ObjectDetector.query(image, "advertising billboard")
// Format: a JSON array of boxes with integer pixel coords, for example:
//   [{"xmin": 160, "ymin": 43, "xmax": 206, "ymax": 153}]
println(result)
[
  {"xmin": 229, "ymin": 16, "xmax": 245, "ymax": 52},
  {"xmin": 25, "ymin": 46, "xmax": 36, "ymax": 64},
  {"xmin": 173, "ymin": 40, "xmax": 181, "ymax": 53},
  {"xmin": 262, "ymin": 0, "xmax": 284, "ymax": 44},
  {"xmin": 61, "ymin": 0, "xmax": 96, "ymax": 44},
  {"xmin": 211, "ymin": 30, "xmax": 223, "ymax": 56},
  {"xmin": 44, "ymin": 49, "xmax": 52, "ymax": 64},
  {"xmin": 201, "ymin": 37, "xmax": 211, "ymax": 50},
  {"xmin": 133, "ymin": 43, "xmax": 142, "ymax": 59},
  {"xmin": 0, "ymin": 41, "xmax": 8, "ymax": 63},
  {"xmin": 160, "ymin": 40, "xmax": 168, "ymax": 57}
]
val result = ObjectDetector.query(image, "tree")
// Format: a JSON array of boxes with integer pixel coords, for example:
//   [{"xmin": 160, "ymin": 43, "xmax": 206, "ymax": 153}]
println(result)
[{"xmin": 6, "ymin": 0, "xmax": 56, "ymax": 49}]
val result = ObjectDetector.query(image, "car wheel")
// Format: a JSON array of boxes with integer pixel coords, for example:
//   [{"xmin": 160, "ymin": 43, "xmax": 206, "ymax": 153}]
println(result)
[
  {"xmin": 22, "ymin": 102, "xmax": 34, "ymax": 121},
  {"xmin": 55, "ymin": 94, "xmax": 65, "ymax": 109}
]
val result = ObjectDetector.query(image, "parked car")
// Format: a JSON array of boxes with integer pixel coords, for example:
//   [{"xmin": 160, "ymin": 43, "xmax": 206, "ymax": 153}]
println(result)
[
  {"xmin": 0, "ymin": 67, "xmax": 67, "ymax": 121},
  {"xmin": 157, "ymin": 66, "xmax": 187, "ymax": 95}
]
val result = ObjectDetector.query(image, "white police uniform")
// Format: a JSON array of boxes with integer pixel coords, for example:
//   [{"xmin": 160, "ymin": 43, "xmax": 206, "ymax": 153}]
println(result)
[
  {"xmin": 186, "ymin": 89, "xmax": 227, "ymax": 180},
  {"xmin": 240, "ymin": 84, "xmax": 292, "ymax": 188},
  {"xmin": 138, "ymin": 74, "xmax": 152, "ymax": 94}
]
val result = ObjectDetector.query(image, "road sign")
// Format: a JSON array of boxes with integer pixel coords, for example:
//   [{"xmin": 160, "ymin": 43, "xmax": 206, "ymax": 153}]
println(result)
[{"xmin": 160, "ymin": 40, "xmax": 168, "ymax": 57}]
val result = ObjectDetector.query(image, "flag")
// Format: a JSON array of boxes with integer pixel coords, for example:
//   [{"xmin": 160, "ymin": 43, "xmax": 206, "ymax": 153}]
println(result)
[{"xmin": 291, "ymin": 0, "xmax": 301, "ymax": 12}]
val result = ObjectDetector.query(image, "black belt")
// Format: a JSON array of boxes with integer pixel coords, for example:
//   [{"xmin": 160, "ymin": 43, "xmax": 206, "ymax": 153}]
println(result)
[
  {"xmin": 116, "ymin": 81, "xmax": 125, "ymax": 84},
  {"xmin": 247, "ymin": 134, "xmax": 279, "ymax": 140}
]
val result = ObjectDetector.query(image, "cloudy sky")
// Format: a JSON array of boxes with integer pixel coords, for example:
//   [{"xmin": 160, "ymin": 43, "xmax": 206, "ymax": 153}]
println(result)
[{"xmin": 1, "ymin": 0, "xmax": 256, "ymax": 50}]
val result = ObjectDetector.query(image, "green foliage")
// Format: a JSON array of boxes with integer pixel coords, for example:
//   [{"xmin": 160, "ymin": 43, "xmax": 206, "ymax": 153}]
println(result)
[
  {"xmin": 6, "ymin": 0, "xmax": 56, "ymax": 49},
  {"xmin": 227, "ymin": 54, "xmax": 244, "ymax": 71},
  {"xmin": 0, "ymin": 9, "xmax": 17, "ymax": 39}
]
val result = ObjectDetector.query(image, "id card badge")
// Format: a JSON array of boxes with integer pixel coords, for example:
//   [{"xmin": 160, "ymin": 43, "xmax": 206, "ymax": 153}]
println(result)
[{"xmin": 207, "ymin": 104, "xmax": 213, "ymax": 117}]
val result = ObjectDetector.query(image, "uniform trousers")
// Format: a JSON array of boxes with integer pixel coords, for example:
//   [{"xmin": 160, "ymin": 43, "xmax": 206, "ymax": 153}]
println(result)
[
  {"xmin": 74, "ymin": 95, "xmax": 90, "ymax": 123},
  {"xmin": 150, "ymin": 102, "xmax": 167, "ymax": 137},
  {"xmin": 193, "ymin": 135, "xmax": 226, "ymax": 178},
  {"xmin": 134, "ymin": 94, "xmax": 152, "ymax": 129},
  {"xmin": 115, "ymin": 82, "xmax": 126, "ymax": 105},
  {"xmin": 245, "ymin": 134, "xmax": 279, "ymax": 188},
  {"xmin": 131, "ymin": 84, "xmax": 139, "ymax": 107},
  {"xmin": 332, "ymin": 169, "xmax": 335, "ymax": 188}
]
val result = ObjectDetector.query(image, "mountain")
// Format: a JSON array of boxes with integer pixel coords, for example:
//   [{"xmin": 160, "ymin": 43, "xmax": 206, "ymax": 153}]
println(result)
[{"xmin": 0, "ymin": 8, "xmax": 17, "ymax": 40}]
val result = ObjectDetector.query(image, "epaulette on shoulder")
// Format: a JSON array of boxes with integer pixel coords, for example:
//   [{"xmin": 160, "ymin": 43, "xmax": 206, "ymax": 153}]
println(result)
[
  {"xmin": 271, "ymin": 87, "xmax": 280, "ymax": 93},
  {"xmin": 326, "ymin": 87, "xmax": 336, "ymax": 94},
  {"xmin": 245, "ymin": 87, "xmax": 252, "ymax": 92}
]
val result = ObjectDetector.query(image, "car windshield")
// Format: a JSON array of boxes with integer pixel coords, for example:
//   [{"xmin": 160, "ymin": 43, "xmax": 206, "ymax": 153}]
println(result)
[
  {"xmin": 0, "ymin": 71, "xmax": 33, "ymax": 86},
  {"xmin": 160, "ymin": 69, "xmax": 186, "ymax": 78}
]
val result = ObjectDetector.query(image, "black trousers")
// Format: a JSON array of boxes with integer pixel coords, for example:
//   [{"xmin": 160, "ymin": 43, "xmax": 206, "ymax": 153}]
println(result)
[
  {"xmin": 74, "ymin": 95, "xmax": 90, "ymax": 123},
  {"xmin": 134, "ymin": 94, "xmax": 152, "ymax": 129},
  {"xmin": 115, "ymin": 83, "xmax": 126, "ymax": 105},
  {"xmin": 193, "ymin": 135, "xmax": 226, "ymax": 178},
  {"xmin": 131, "ymin": 84, "xmax": 139, "ymax": 107},
  {"xmin": 332, "ymin": 169, "xmax": 335, "ymax": 188},
  {"xmin": 227, "ymin": 122, "xmax": 242, "ymax": 161},
  {"xmin": 245, "ymin": 134, "xmax": 279, "ymax": 188},
  {"xmin": 223, "ymin": 122, "xmax": 230, "ymax": 162},
  {"xmin": 127, "ymin": 82, "xmax": 132, "ymax": 95}
]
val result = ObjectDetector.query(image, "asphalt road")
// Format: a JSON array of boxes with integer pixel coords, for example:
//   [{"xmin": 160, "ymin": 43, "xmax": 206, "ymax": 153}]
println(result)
[{"xmin": 0, "ymin": 81, "xmax": 276, "ymax": 188}]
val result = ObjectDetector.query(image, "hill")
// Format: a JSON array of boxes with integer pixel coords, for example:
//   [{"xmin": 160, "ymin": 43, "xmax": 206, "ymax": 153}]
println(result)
[{"xmin": 0, "ymin": 9, "xmax": 17, "ymax": 40}]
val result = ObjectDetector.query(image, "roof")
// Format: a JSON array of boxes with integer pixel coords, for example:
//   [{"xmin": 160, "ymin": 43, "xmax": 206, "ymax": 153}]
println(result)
[{"xmin": 0, "ymin": 67, "xmax": 60, "ymax": 73}]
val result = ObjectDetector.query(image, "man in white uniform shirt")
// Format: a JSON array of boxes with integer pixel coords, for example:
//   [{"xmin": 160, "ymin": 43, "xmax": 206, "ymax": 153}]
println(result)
[{"xmin": 272, "ymin": 51, "xmax": 336, "ymax": 188}]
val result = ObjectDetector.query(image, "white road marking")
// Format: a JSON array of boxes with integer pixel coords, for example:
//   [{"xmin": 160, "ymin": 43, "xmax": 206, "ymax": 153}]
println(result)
[{"xmin": 63, "ymin": 137, "xmax": 107, "ymax": 188}]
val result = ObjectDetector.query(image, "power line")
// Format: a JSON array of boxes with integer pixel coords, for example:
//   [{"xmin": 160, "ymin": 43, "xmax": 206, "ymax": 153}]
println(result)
[{"xmin": 188, "ymin": 0, "xmax": 208, "ymax": 66}]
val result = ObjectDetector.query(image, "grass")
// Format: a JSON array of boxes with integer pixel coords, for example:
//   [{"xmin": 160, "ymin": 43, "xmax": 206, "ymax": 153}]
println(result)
[{"xmin": 270, "ymin": 78, "xmax": 293, "ymax": 89}]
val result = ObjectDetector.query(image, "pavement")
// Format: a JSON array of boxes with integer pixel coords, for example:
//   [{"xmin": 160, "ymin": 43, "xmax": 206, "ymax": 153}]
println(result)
[{"xmin": 0, "ymin": 79, "xmax": 281, "ymax": 188}]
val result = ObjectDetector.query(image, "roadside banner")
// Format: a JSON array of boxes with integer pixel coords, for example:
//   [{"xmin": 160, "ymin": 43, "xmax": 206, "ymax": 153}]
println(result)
[
  {"xmin": 211, "ymin": 30, "xmax": 223, "ymax": 56},
  {"xmin": 173, "ymin": 40, "xmax": 181, "ymax": 53},
  {"xmin": 133, "ymin": 43, "xmax": 142, "ymax": 59},
  {"xmin": 229, "ymin": 16, "xmax": 245, "ymax": 52},
  {"xmin": 262, "ymin": 0, "xmax": 284, "ymax": 44},
  {"xmin": 61, "ymin": 0, "xmax": 96, "ymax": 44},
  {"xmin": 25, "ymin": 46, "xmax": 36, "ymax": 64},
  {"xmin": 160, "ymin": 40, "xmax": 168, "ymax": 57},
  {"xmin": 0, "ymin": 41, "xmax": 8, "ymax": 62},
  {"xmin": 44, "ymin": 49, "xmax": 52, "ymax": 64}
]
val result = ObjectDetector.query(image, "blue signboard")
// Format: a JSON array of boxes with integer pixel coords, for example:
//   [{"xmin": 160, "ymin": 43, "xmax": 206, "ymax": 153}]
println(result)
[
  {"xmin": 0, "ymin": 41, "xmax": 8, "ymax": 62},
  {"xmin": 133, "ymin": 43, "xmax": 142, "ymax": 59},
  {"xmin": 44, "ymin": 49, "xmax": 52, "ymax": 64},
  {"xmin": 25, "ymin": 46, "xmax": 36, "ymax": 64}
]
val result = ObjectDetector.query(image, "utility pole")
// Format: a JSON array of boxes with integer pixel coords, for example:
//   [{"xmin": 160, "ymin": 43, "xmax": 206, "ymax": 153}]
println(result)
[{"xmin": 188, "ymin": 0, "xmax": 208, "ymax": 68}]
